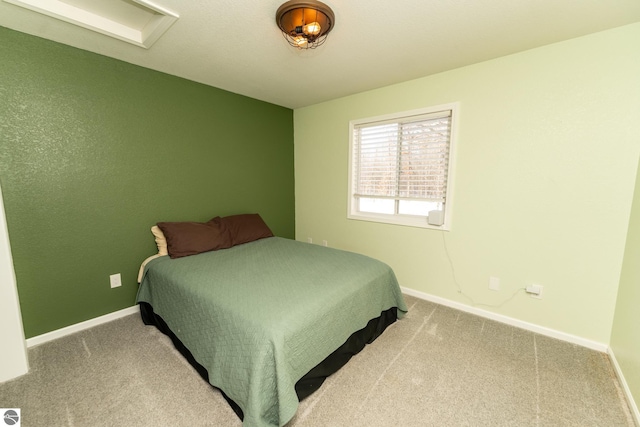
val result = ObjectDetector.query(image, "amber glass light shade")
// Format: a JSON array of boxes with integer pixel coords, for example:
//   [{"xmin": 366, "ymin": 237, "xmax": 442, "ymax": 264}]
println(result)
[{"xmin": 275, "ymin": 1, "xmax": 335, "ymax": 49}]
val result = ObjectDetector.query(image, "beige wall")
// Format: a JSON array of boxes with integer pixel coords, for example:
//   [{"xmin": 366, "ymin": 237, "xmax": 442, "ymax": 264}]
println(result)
[
  {"xmin": 611, "ymin": 151, "xmax": 640, "ymax": 415},
  {"xmin": 294, "ymin": 23, "xmax": 640, "ymax": 345}
]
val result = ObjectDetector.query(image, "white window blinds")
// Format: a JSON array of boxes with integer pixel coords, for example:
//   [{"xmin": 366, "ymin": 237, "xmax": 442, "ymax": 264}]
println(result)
[{"xmin": 352, "ymin": 110, "xmax": 452, "ymax": 204}]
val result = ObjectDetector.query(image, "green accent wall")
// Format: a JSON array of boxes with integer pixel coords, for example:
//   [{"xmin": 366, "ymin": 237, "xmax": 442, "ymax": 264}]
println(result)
[
  {"xmin": 611, "ymin": 154, "xmax": 640, "ymax": 416},
  {"xmin": 0, "ymin": 27, "xmax": 294, "ymax": 338}
]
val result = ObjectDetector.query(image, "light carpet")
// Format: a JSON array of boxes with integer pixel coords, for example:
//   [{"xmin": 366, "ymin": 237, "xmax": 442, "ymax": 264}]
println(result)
[{"xmin": 0, "ymin": 295, "xmax": 635, "ymax": 426}]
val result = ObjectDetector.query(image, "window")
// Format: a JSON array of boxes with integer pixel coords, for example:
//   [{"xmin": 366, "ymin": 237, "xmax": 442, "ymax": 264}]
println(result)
[{"xmin": 348, "ymin": 103, "xmax": 458, "ymax": 229}]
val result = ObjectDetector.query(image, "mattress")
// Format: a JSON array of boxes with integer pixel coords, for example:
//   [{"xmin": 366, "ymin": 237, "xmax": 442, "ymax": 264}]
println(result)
[{"xmin": 136, "ymin": 237, "xmax": 407, "ymax": 427}]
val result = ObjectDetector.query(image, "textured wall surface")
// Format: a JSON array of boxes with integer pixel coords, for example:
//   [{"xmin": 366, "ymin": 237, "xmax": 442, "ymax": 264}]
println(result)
[
  {"xmin": 0, "ymin": 27, "xmax": 294, "ymax": 338},
  {"xmin": 294, "ymin": 23, "xmax": 640, "ymax": 345}
]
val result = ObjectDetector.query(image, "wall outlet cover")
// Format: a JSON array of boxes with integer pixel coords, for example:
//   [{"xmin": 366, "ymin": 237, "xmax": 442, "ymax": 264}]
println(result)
[{"xmin": 110, "ymin": 273, "xmax": 122, "ymax": 288}]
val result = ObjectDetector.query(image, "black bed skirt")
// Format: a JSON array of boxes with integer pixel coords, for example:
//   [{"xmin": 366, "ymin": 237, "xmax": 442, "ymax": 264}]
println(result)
[{"xmin": 139, "ymin": 302, "xmax": 398, "ymax": 421}]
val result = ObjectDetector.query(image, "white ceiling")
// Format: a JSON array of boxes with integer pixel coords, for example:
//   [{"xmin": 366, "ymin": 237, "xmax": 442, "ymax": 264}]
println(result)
[{"xmin": 1, "ymin": 0, "xmax": 640, "ymax": 109}]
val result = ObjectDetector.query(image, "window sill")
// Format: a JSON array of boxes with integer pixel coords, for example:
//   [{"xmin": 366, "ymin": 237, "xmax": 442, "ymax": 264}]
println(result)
[{"xmin": 347, "ymin": 212, "xmax": 449, "ymax": 231}]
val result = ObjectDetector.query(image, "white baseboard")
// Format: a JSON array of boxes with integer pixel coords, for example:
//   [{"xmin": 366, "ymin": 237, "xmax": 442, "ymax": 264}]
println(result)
[
  {"xmin": 401, "ymin": 287, "xmax": 608, "ymax": 352},
  {"xmin": 20, "ymin": 291, "xmax": 637, "ymax": 424},
  {"xmin": 26, "ymin": 290, "xmax": 608, "ymax": 353},
  {"xmin": 26, "ymin": 305, "xmax": 140, "ymax": 348},
  {"xmin": 608, "ymin": 347, "xmax": 640, "ymax": 426}
]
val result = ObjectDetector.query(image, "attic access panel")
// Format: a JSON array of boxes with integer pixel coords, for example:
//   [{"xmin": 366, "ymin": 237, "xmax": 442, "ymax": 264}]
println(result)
[{"xmin": 3, "ymin": 0, "xmax": 179, "ymax": 48}]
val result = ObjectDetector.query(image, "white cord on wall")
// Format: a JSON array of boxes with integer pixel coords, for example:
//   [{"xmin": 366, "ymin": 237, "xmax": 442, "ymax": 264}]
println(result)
[{"xmin": 441, "ymin": 232, "xmax": 525, "ymax": 309}]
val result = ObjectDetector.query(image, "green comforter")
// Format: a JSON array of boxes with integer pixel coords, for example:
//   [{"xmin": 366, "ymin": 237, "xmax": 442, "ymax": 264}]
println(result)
[{"xmin": 137, "ymin": 237, "xmax": 407, "ymax": 427}]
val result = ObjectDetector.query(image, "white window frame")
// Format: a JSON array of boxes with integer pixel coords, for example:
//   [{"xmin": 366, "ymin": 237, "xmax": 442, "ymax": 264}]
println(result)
[{"xmin": 347, "ymin": 102, "xmax": 459, "ymax": 230}]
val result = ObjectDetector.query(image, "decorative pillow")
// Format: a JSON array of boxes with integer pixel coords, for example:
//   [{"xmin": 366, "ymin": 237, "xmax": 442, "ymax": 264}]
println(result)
[
  {"xmin": 156, "ymin": 221, "xmax": 232, "ymax": 259},
  {"xmin": 214, "ymin": 213, "xmax": 274, "ymax": 246},
  {"xmin": 151, "ymin": 225, "xmax": 168, "ymax": 256}
]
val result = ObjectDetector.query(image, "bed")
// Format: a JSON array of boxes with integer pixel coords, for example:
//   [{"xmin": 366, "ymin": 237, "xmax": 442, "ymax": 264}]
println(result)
[{"xmin": 136, "ymin": 216, "xmax": 407, "ymax": 427}]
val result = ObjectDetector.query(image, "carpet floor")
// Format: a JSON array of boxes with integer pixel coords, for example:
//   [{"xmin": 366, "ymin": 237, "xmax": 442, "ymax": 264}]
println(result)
[{"xmin": 0, "ymin": 295, "xmax": 635, "ymax": 426}]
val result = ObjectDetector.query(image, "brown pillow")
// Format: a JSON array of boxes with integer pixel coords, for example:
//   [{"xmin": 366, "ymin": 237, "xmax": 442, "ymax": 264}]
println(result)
[
  {"xmin": 157, "ymin": 221, "xmax": 232, "ymax": 259},
  {"xmin": 214, "ymin": 214, "xmax": 273, "ymax": 246}
]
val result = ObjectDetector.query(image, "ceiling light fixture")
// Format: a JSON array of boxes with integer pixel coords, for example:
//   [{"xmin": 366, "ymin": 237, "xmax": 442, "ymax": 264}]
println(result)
[{"xmin": 275, "ymin": 0, "xmax": 335, "ymax": 50}]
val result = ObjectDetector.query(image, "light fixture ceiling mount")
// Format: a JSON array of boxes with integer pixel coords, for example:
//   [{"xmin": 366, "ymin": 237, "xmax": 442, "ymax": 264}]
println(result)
[{"xmin": 275, "ymin": 0, "xmax": 335, "ymax": 50}]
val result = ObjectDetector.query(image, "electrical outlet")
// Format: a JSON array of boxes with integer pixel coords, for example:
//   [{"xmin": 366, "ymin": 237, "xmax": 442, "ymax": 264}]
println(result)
[
  {"xmin": 307, "ymin": 237, "xmax": 313, "ymax": 243},
  {"xmin": 110, "ymin": 273, "xmax": 122, "ymax": 289},
  {"xmin": 322, "ymin": 240, "xmax": 328, "ymax": 247},
  {"xmin": 489, "ymin": 276, "xmax": 500, "ymax": 291}
]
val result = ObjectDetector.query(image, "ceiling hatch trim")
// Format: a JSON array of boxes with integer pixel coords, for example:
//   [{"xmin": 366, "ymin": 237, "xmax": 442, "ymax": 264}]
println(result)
[{"xmin": 2, "ymin": 0, "xmax": 179, "ymax": 48}]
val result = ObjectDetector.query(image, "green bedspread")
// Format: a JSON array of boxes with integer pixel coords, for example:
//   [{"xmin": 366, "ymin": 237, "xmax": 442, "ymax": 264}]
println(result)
[{"xmin": 136, "ymin": 237, "xmax": 407, "ymax": 427}]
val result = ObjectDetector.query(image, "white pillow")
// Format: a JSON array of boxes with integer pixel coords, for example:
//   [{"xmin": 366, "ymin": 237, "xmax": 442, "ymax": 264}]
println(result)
[
  {"xmin": 136, "ymin": 226, "xmax": 169, "ymax": 283},
  {"xmin": 137, "ymin": 254, "xmax": 163, "ymax": 283},
  {"xmin": 151, "ymin": 225, "xmax": 168, "ymax": 256}
]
